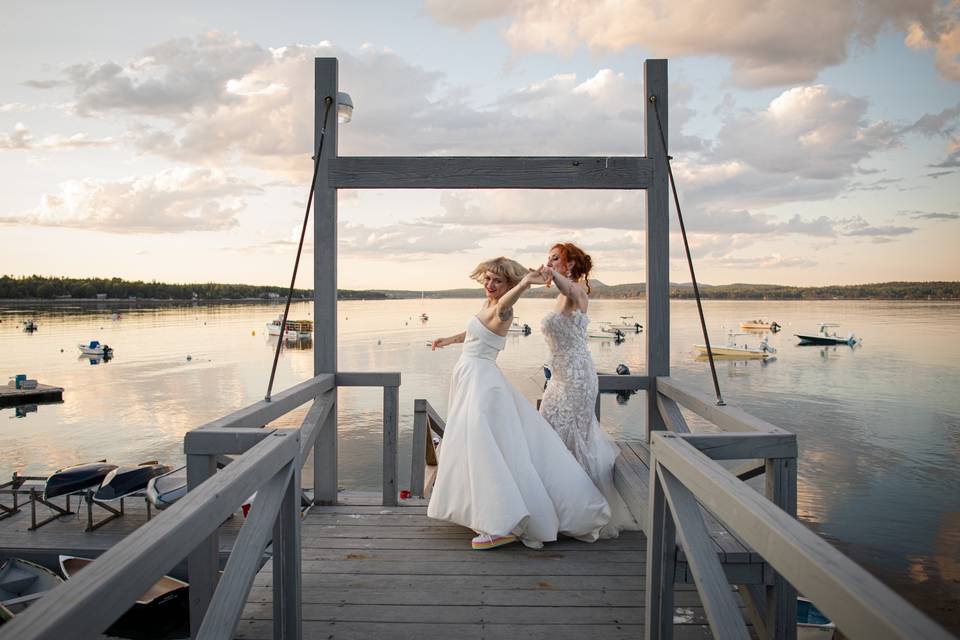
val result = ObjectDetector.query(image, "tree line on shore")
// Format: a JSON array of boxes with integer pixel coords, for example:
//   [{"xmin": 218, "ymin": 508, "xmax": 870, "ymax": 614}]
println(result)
[{"xmin": 1, "ymin": 275, "xmax": 955, "ymax": 301}]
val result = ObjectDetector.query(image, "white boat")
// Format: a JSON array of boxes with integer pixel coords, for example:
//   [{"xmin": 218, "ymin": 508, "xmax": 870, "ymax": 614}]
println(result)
[
  {"xmin": 796, "ymin": 597, "xmax": 836, "ymax": 639},
  {"xmin": 695, "ymin": 332, "xmax": 776, "ymax": 359},
  {"xmin": 0, "ymin": 558, "xmax": 63, "ymax": 614},
  {"xmin": 266, "ymin": 315, "xmax": 313, "ymax": 339},
  {"xmin": 740, "ymin": 319, "xmax": 781, "ymax": 332},
  {"xmin": 77, "ymin": 340, "xmax": 112, "ymax": 356},
  {"xmin": 602, "ymin": 316, "xmax": 643, "ymax": 332},
  {"xmin": 795, "ymin": 323, "xmax": 860, "ymax": 346},
  {"xmin": 507, "ymin": 318, "xmax": 531, "ymax": 335},
  {"xmin": 146, "ymin": 466, "xmax": 186, "ymax": 510},
  {"xmin": 588, "ymin": 328, "xmax": 625, "ymax": 343}
]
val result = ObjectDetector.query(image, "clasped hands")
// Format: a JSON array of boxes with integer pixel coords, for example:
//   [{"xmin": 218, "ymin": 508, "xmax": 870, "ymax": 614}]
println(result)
[{"xmin": 526, "ymin": 264, "xmax": 555, "ymax": 287}]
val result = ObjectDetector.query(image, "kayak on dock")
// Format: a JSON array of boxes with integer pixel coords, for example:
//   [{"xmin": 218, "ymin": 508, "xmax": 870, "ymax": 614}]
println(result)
[
  {"xmin": 94, "ymin": 462, "xmax": 172, "ymax": 502},
  {"xmin": 146, "ymin": 466, "xmax": 187, "ymax": 510},
  {"xmin": 43, "ymin": 461, "xmax": 118, "ymax": 501}
]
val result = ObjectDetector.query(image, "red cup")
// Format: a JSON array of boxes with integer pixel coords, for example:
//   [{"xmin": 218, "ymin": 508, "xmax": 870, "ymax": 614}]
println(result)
[{"xmin": 399, "ymin": 490, "xmax": 411, "ymax": 500}]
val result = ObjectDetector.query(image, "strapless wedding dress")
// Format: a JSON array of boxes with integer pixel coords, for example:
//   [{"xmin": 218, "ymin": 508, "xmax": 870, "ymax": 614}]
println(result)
[
  {"xmin": 540, "ymin": 310, "xmax": 639, "ymax": 538},
  {"xmin": 427, "ymin": 316, "xmax": 611, "ymax": 548}
]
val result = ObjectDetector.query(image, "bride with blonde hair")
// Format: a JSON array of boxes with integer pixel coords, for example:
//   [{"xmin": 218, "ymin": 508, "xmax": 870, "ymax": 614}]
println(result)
[{"xmin": 428, "ymin": 257, "xmax": 611, "ymax": 550}]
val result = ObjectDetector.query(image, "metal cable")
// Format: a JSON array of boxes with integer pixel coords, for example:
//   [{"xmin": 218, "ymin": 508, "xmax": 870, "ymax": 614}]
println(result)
[
  {"xmin": 650, "ymin": 94, "xmax": 725, "ymax": 406},
  {"xmin": 266, "ymin": 96, "xmax": 333, "ymax": 402}
]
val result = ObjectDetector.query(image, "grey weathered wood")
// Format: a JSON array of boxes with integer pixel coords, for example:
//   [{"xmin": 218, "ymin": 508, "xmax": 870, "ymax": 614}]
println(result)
[
  {"xmin": 313, "ymin": 57, "xmax": 338, "ymax": 509},
  {"xmin": 415, "ymin": 398, "xmax": 447, "ymax": 437},
  {"xmin": 597, "ymin": 374, "xmax": 650, "ymax": 391},
  {"xmin": 328, "ymin": 156, "xmax": 654, "ymax": 190},
  {"xmin": 765, "ymin": 457, "xmax": 797, "ymax": 640},
  {"xmin": 645, "ymin": 59, "xmax": 669, "ymax": 439},
  {"xmin": 185, "ymin": 427, "xmax": 275, "ymax": 456},
  {"xmin": 657, "ymin": 377, "xmax": 788, "ymax": 435},
  {"xmin": 198, "ymin": 462, "xmax": 292, "ymax": 639},
  {"xmin": 383, "ymin": 385, "xmax": 400, "ymax": 507},
  {"xmin": 274, "ymin": 459, "xmax": 302, "ymax": 640},
  {"xmin": 0, "ymin": 431, "xmax": 299, "ymax": 640},
  {"xmin": 644, "ymin": 454, "xmax": 674, "ymax": 640},
  {"xmin": 196, "ymin": 374, "xmax": 333, "ymax": 431},
  {"xmin": 657, "ymin": 394, "xmax": 691, "ymax": 434},
  {"xmin": 677, "ymin": 433, "xmax": 797, "ymax": 461},
  {"xmin": 613, "ymin": 442, "xmax": 650, "ymax": 527},
  {"xmin": 336, "ymin": 371, "xmax": 401, "ymax": 387},
  {"xmin": 410, "ymin": 404, "xmax": 428, "ymax": 498},
  {"xmin": 187, "ymin": 452, "xmax": 219, "ymax": 638},
  {"xmin": 314, "ymin": 394, "xmax": 337, "ymax": 505},
  {"xmin": 299, "ymin": 388, "xmax": 335, "ymax": 464},
  {"xmin": 730, "ymin": 459, "xmax": 766, "ymax": 481},
  {"xmin": 649, "ymin": 432, "xmax": 954, "ymax": 640},
  {"xmin": 657, "ymin": 464, "xmax": 750, "ymax": 640}
]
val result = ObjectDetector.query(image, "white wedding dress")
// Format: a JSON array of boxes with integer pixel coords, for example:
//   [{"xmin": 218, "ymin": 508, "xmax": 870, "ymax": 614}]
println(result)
[
  {"xmin": 540, "ymin": 310, "xmax": 639, "ymax": 538},
  {"xmin": 427, "ymin": 316, "xmax": 611, "ymax": 548}
]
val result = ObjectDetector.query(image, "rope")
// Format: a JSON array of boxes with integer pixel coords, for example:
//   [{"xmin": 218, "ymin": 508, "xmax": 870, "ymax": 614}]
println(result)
[
  {"xmin": 266, "ymin": 96, "xmax": 334, "ymax": 402},
  {"xmin": 649, "ymin": 95, "xmax": 725, "ymax": 406}
]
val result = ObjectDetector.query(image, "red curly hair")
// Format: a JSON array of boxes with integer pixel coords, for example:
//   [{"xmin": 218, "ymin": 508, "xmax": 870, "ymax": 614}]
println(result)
[{"xmin": 551, "ymin": 243, "xmax": 593, "ymax": 294}]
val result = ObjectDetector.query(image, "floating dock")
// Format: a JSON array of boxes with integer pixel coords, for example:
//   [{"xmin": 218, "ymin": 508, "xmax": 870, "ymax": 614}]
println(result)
[{"xmin": 0, "ymin": 381, "xmax": 63, "ymax": 408}]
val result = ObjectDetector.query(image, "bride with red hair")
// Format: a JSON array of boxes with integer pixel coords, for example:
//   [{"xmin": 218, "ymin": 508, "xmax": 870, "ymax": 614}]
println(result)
[{"xmin": 539, "ymin": 243, "xmax": 638, "ymax": 538}]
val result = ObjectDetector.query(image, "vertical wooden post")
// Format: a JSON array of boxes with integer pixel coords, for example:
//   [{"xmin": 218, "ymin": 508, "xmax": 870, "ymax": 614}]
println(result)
[
  {"xmin": 646, "ymin": 458, "xmax": 676, "ymax": 640},
  {"xmin": 314, "ymin": 57, "xmax": 339, "ymax": 505},
  {"xmin": 186, "ymin": 453, "xmax": 218, "ymax": 638},
  {"xmin": 765, "ymin": 457, "xmax": 798, "ymax": 640},
  {"xmin": 645, "ymin": 59, "xmax": 670, "ymax": 440},
  {"xmin": 273, "ymin": 451, "xmax": 302, "ymax": 640},
  {"xmin": 410, "ymin": 400, "xmax": 428, "ymax": 498},
  {"xmin": 382, "ymin": 385, "xmax": 400, "ymax": 506}
]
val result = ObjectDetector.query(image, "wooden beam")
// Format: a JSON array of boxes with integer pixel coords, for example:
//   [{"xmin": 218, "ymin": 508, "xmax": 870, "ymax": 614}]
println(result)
[
  {"xmin": 597, "ymin": 374, "xmax": 650, "ymax": 391},
  {"xmin": 657, "ymin": 394, "xmax": 691, "ymax": 434},
  {"xmin": 382, "ymin": 386, "xmax": 399, "ymax": 507},
  {"xmin": 185, "ymin": 428, "xmax": 274, "ymax": 456},
  {"xmin": 410, "ymin": 404, "xmax": 428, "ymax": 498},
  {"xmin": 645, "ymin": 454, "xmax": 675, "ymax": 639},
  {"xmin": 649, "ymin": 432, "xmax": 953, "ymax": 640},
  {"xmin": 658, "ymin": 464, "xmax": 751, "ymax": 639},
  {"xmin": 645, "ymin": 59, "xmax": 670, "ymax": 439},
  {"xmin": 336, "ymin": 371, "xmax": 401, "ymax": 387},
  {"xmin": 194, "ymin": 375, "xmax": 333, "ymax": 431},
  {"xmin": 328, "ymin": 156, "xmax": 653, "ymax": 190},
  {"xmin": 677, "ymin": 433, "xmax": 797, "ymax": 461},
  {"xmin": 657, "ymin": 377, "xmax": 789, "ymax": 435},
  {"xmin": 299, "ymin": 389, "xmax": 336, "ymax": 464}
]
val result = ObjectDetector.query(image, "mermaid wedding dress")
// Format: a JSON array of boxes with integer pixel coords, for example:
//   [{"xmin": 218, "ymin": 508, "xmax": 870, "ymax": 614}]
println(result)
[
  {"xmin": 427, "ymin": 316, "xmax": 611, "ymax": 548},
  {"xmin": 539, "ymin": 310, "xmax": 639, "ymax": 537}
]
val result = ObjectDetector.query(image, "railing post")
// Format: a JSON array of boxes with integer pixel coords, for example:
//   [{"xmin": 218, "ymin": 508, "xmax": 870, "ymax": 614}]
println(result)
[
  {"xmin": 274, "ymin": 443, "xmax": 302, "ymax": 640},
  {"xmin": 186, "ymin": 452, "xmax": 219, "ymax": 638},
  {"xmin": 314, "ymin": 392, "xmax": 337, "ymax": 505},
  {"xmin": 382, "ymin": 384, "xmax": 399, "ymax": 506},
  {"xmin": 765, "ymin": 456, "xmax": 798, "ymax": 640},
  {"xmin": 645, "ymin": 59, "xmax": 670, "ymax": 441},
  {"xmin": 410, "ymin": 400, "xmax": 427, "ymax": 498},
  {"xmin": 646, "ymin": 456, "xmax": 676, "ymax": 640}
]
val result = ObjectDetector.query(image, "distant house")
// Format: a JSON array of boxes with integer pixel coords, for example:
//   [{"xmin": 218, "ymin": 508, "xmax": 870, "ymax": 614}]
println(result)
[
  {"xmin": 96, "ymin": 293, "xmax": 108, "ymax": 300},
  {"xmin": 264, "ymin": 292, "xmax": 280, "ymax": 300}
]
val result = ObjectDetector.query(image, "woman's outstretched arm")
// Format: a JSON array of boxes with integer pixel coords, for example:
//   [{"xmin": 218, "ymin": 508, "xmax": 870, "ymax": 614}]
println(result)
[
  {"xmin": 494, "ymin": 269, "xmax": 547, "ymax": 318},
  {"xmin": 544, "ymin": 267, "xmax": 588, "ymax": 310},
  {"xmin": 431, "ymin": 332, "xmax": 466, "ymax": 350}
]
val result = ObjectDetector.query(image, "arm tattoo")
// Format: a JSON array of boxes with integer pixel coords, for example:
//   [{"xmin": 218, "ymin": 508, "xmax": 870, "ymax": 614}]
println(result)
[{"xmin": 498, "ymin": 307, "xmax": 513, "ymax": 322}]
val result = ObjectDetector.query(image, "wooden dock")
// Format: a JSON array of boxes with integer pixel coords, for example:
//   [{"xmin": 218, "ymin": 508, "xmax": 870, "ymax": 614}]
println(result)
[
  {"xmin": 236, "ymin": 494, "xmax": 749, "ymax": 639},
  {"xmin": 0, "ymin": 381, "xmax": 63, "ymax": 408}
]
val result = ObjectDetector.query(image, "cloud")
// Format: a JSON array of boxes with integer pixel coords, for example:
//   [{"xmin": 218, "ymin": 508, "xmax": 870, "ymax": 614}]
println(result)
[
  {"xmin": 901, "ymin": 209, "xmax": 960, "ymax": 220},
  {"xmin": 425, "ymin": 0, "xmax": 957, "ymax": 86},
  {"xmin": 0, "ymin": 102, "xmax": 29, "ymax": 113},
  {"xmin": 339, "ymin": 220, "xmax": 488, "ymax": 258},
  {"xmin": 838, "ymin": 216, "xmax": 915, "ymax": 237},
  {"xmin": 0, "ymin": 167, "xmax": 259, "ymax": 233},
  {"xmin": 709, "ymin": 254, "xmax": 818, "ymax": 269},
  {"xmin": 0, "ymin": 122, "xmax": 113, "ymax": 150},
  {"xmin": 21, "ymin": 79, "xmax": 68, "ymax": 89}
]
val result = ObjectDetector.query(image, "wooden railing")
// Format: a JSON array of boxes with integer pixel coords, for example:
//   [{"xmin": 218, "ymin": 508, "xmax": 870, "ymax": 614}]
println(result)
[
  {"xmin": 0, "ymin": 370, "xmax": 402, "ymax": 640},
  {"xmin": 409, "ymin": 398, "xmax": 446, "ymax": 498},
  {"xmin": 644, "ymin": 376, "xmax": 951, "ymax": 640}
]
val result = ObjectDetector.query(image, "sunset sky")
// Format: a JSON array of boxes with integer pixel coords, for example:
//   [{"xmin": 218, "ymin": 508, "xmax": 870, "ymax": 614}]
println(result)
[{"xmin": 1, "ymin": 1, "xmax": 958, "ymax": 290}]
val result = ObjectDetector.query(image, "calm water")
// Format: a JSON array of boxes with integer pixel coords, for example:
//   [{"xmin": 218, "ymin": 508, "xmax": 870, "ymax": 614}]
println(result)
[{"xmin": 2, "ymin": 298, "xmax": 958, "ymax": 630}]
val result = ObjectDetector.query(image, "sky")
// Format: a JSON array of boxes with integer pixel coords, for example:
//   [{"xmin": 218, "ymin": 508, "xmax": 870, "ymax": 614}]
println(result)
[{"xmin": 1, "ymin": 0, "xmax": 958, "ymax": 290}]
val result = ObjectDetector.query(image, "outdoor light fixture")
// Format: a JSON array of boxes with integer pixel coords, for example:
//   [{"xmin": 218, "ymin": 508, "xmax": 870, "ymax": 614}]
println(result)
[{"xmin": 337, "ymin": 91, "xmax": 354, "ymax": 124}]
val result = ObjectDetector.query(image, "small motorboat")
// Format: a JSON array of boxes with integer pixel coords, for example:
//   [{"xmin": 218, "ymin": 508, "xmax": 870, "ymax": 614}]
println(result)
[
  {"xmin": 78, "ymin": 340, "xmax": 113, "ymax": 356},
  {"xmin": 603, "ymin": 316, "xmax": 643, "ymax": 333},
  {"xmin": 146, "ymin": 466, "xmax": 187, "ymax": 510},
  {"xmin": 59, "ymin": 556, "xmax": 188, "ymax": 608},
  {"xmin": 795, "ymin": 323, "xmax": 861, "ymax": 346},
  {"xmin": 695, "ymin": 332, "xmax": 777, "ymax": 359},
  {"xmin": 266, "ymin": 316, "xmax": 313, "ymax": 339},
  {"xmin": 507, "ymin": 319, "xmax": 531, "ymax": 336},
  {"xmin": 588, "ymin": 328, "xmax": 625, "ymax": 343},
  {"xmin": 740, "ymin": 319, "xmax": 781, "ymax": 332},
  {"xmin": 797, "ymin": 596, "xmax": 836, "ymax": 639},
  {"xmin": 94, "ymin": 462, "xmax": 172, "ymax": 502},
  {"xmin": 420, "ymin": 312, "xmax": 429, "ymax": 321},
  {"xmin": 0, "ymin": 558, "xmax": 63, "ymax": 614},
  {"xmin": 23, "ymin": 320, "xmax": 38, "ymax": 332},
  {"xmin": 44, "ymin": 461, "xmax": 118, "ymax": 500}
]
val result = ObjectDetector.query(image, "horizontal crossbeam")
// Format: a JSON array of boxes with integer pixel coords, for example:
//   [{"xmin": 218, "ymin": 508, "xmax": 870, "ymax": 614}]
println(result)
[{"xmin": 328, "ymin": 156, "xmax": 653, "ymax": 189}]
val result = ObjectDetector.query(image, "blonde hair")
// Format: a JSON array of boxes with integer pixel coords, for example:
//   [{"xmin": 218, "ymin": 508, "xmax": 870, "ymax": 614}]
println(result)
[{"xmin": 469, "ymin": 257, "xmax": 528, "ymax": 289}]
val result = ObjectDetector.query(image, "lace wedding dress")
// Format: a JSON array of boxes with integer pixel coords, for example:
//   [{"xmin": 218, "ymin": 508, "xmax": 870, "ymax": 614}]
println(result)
[
  {"xmin": 540, "ymin": 310, "xmax": 639, "ymax": 537},
  {"xmin": 427, "ymin": 316, "xmax": 611, "ymax": 548}
]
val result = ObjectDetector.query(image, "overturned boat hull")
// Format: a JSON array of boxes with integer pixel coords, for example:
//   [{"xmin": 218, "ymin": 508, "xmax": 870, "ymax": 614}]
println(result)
[
  {"xmin": 94, "ymin": 463, "xmax": 172, "ymax": 502},
  {"xmin": 44, "ymin": 462, "xmax": 118, "ymax": 501}
]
